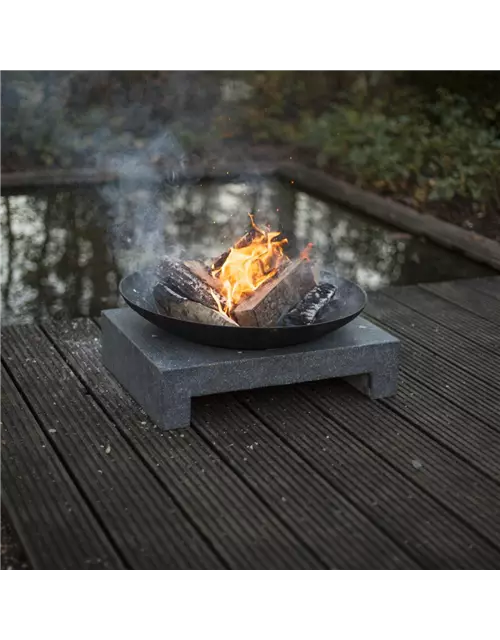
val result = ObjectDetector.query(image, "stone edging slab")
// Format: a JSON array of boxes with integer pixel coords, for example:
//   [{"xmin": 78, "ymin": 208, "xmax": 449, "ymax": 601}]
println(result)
[
  {"xmin": 275, "ymin": 162, "xmax": 500, "ymax": 272},
  {"xmin": 0, "ymin": 163, "xmax": 275, "ymax": 192}
]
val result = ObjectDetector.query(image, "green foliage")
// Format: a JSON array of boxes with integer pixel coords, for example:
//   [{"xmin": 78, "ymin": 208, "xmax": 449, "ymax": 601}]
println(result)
[
  {"xmin": 238, "ymin": 70, "xmax": 332, "ymax": 143},
  {"xmin": 304, "ymin": 93, "xmax": 499, "ymax": 210},
  {"xmin": 242, "ymin": 77, "xmax": 500, "ymax": 212},
  {"xmin": 3, "ymin": 71, "xmax": 500, "ymax": 214}
]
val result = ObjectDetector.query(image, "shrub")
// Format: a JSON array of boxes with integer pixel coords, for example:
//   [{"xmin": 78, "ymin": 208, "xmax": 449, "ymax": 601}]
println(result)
[{"xmin": 291, "ymin": 89, "xmax": 500, "ymax": 211}]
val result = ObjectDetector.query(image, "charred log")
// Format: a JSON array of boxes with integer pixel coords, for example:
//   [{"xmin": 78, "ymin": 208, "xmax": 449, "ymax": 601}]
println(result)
[
  {"xmin": 211, "ymin": 249, "xmax": 230, "ymax": 272},
  {"xmin": 184, "ymin": 259, "xmax": 223, "ymax": 292},
  {"xmin": 281, "ymin": 283, "xmax": 337, "ymax": 326},
  {"xmin": 233, "ymin": 259, "xmax": 316, "ymax": 327},
  {"xmin": 153, "ymin": 282, "xmax": 237, "ymax": 327},
  {"xmin": 155, "ymin": 257, "xmax": 223, "ymax": 310}
]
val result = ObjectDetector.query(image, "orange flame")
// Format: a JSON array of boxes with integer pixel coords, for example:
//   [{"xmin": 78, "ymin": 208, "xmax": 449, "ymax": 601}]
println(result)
[{"xmin": 211, "ymin": 214, "xmax": 289, "ymax": 315}]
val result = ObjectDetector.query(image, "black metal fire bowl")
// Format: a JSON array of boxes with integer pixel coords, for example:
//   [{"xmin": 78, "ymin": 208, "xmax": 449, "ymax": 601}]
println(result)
[{"xmin": 119, "ymin": 267, "xmax": 367, "ymax": 350}]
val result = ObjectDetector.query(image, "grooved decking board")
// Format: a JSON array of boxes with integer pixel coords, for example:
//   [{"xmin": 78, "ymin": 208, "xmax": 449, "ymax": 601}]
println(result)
[
  {"xmin": 4, "ymin": 276, "xmax": 500, "ymax": 570},
  {"xmin": 1, "ymin": 325, "xmax": 223, "ymax": 569},
  {"xmin": 1, "ymin": 367, "xmax": 124, "ymax": 570},
  {"xmin": 41, "ymin": 319, "xmax": 323, "ymax": 569},
  {"xmin": 236, "ymin": 386, "xmax": 500, "ymax": 568},
  {"xmin": 366, "ymin": 293, "xmax": 500, "ymax": 393},
  {"xmin": 382, "ymin": 286, "xmax": 500, "ymax": 354},
  {"xmin": 421, "ymin": 281, "xmax": 500, "ymax": 325},
  {"xmin": 191, "ymin": 396, "xmax": 418, "ymax": 569},
  {"xmin": 460, "ymin": 276, "xmax": 500, "ymax": 302},
  {"xmin": 366, "ymin": 305, "xmax": 500, "ymax": 430},
  {"xmin": 386, "ymin": 375, "xmax": 500, "ymax": 480},
  {"xmin": 298, "ymin": 380, "xmax": 500, "ymax": 551}
]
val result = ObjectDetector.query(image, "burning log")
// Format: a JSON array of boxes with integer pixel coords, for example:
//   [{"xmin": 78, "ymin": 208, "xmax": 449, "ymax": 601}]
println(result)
[
  {"xmin": 211, "ymin": 219, "xmax": 282, "ymax": 273},
  {"xmin": 184, "ymin": 260, "xmax": 223, "ymax": 293},
  {"xmin": 154, "ymin": 282, "xmax": 237, "ymax": 327},
  {"xmin": 211, "ymin": 250, "xmax": 230, "ymax": 272},
  {"xmin": 155, "ymin": 257, "xmax": 224, "ymax": 311},
  {"xmin": 152, "ymin": 216, "xmax": 318, "ymax": 329},
  {"xmin": 281, "ymin": 283, "xmax": 337, "ymax": 326},
  {"xmin": 211, "ymin": 228, "xmax": 259, "ymax": 271},
  {"xmin": 233, "ymin": 259, "xmax": 316, "ymax": 328}
]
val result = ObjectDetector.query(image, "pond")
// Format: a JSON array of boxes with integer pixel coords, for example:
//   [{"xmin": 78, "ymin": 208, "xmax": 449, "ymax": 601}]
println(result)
[{"xmin": 0, "ymin": 176, "xmax": 493, "ymax": 325}]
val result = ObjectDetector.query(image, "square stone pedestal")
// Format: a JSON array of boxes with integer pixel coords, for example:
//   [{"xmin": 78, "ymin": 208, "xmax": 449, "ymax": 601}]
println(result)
[{"xmin": 102, "ymin": 308, "xmax": 399, "ymax": 430}]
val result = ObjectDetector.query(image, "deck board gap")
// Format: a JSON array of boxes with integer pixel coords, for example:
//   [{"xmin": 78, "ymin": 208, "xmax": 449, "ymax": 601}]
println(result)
[
  {"xmin": 297, "ymin": 387, "xmax": 500, "ymax": 546},
  {"xmin": 38, "ymin": 324, "xmax": 232, "ymax": 570},
  {"xmin": 235, "ymin": 396, "xmax": 426, "ymax": 567},
  {"xmin": 189, "ymin": 418, "xmax": 330, "ymax": 569},
  {"xmin": 1, "ymin": 357, "xmax": 130, "ymax": 569}
]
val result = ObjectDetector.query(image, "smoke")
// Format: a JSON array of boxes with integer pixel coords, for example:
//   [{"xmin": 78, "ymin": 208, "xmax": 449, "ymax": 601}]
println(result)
[
  {"xmin": 0, "ymin": 64, "xmax": 240, "ymax": 271},
  {"xmin": 86, "ymin": 76, "xmax": 261, "ymax": 274},
  {"xmin": 97, "ymin": 130, "xmax": 189, "ymax": 272},
  {"xmin": 2, "ymin": 71, "xmax": 265, "ymax": 273}
]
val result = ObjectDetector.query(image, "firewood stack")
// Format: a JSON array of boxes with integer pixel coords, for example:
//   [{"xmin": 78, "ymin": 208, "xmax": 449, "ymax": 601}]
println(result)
[{"xmin": 152, "ymin": 223, "xmax": 338, "ymax": 328}]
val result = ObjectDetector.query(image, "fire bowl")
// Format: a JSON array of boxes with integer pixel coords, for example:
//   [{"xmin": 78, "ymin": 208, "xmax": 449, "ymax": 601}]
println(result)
[{"xmin": 119, "ymin": 268, "xmax": 367, "ymax": 350}]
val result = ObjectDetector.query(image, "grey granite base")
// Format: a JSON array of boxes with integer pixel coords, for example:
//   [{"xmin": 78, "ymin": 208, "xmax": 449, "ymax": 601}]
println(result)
[{"xmin": 101, "ymin": 308, "xmax": 400, "ymax": 430}]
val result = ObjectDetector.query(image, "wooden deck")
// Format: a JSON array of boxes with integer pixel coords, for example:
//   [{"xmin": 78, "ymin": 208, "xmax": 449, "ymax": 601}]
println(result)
[{"xmin": 2, "ymin": 276, "xmax": 500, "ymax": 569}]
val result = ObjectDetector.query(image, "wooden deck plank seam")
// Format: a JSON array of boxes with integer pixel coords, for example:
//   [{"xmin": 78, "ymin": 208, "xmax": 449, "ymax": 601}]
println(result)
[
  {"xmin": 377, "ymin": 405, "xmax": 500, "ymax": 493},
  {"xmin": 235, "ymin": 396, "xmax": 484, "ymax": 567},
  {"xmin": 462, "ymin": 284, "xmax": 500, "ymax": 302},
  {"xmin": 362, "ymin": 333, "xmax": 500, "ymax": 479},
  {"xmin": 186, "ymin": 417, "xmax": 333, "ymax": 568},
  {"xmin": 40, "ymin": 323, "xmax": 328, "ymax": 569},
  {"xmin": 367, "ymin": 291, "xmax": 500, "ymax": 376},
  {"xmin": 1, "ymin": 358, "xmax": 131, "ymax": 569},
  {"xmin": 292, "ymin": 387, "xmax": 500, "ymax": 553},
  {"xmin": 296, "ymin": 381, "xmax": 500, "ymax": 549},
  {"xmin": 2, "ymin": 325, "xmax": 225, "ymax": 569},
  {"xmin": 380, "ymin": 287, "xmax": 500, "ymax": 356},
  {"xmin": 191, "ymin": 402, "xmax": 425, "ymax": 574},
  {"xmin": 0, "ymin": 354, "xmax": 130, "ymax": 571},
  {"xmin": 460, "ymin": 277, "xmax": 500, "ymax": 302},
  {"xmin": 238, "ymin": 388, "xmax": 500, "ymax": 575},
  {"xmin": 36, "ymin": 324, "xmax": 233, "ymax": 570},
  {"xmin": 365, "ymin": 303, "xmax": 494, "ymax": 397},
  {"xmin": 387, "ymin": 378, "xmax": 500, "ymax": 461},
  {"xmin": 298, "ymin": 390, "xmax": 500, "ymax": 536},
  {"xmin": 309, "ymin": 380, "xmax": 500, "ymax": 498},
  {"xmin": 365, "ymin": 311, "xmax": 500, "ymax": 434},
  {"xmin": 366, "ymin": 298, "xmax": 500, "ymax": 394},
  {"xmin": 420, "ymin": 282, "xmax": 500, "ymax": 326},
  {"xmin": 194, "ymin": 394, "xmax": 422, "ymax": 573},
  {"xmin": 388, "ymin": 375, "xmax": 500, "ymax": 440},
  {"xmin": 49, "ymin": 318, "xmax": 418, "ymax": 569}
]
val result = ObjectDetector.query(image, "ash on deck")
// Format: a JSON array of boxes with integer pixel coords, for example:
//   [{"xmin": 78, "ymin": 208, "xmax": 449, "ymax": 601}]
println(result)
[{"xmin": 2, "ymin": 276, "xmax": 500, "ymax": 569}]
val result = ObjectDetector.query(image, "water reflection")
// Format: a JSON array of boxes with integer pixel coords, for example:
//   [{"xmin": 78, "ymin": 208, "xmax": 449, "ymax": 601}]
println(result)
[{"xmin": 0, "ymin": 177, "xmax": 492, "ymax": 325}]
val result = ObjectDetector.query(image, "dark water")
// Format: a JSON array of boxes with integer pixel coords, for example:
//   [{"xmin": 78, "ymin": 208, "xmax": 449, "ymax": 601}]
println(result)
[{"xmin": 0, "ymin": 177, "xmax": 492, "ymax": 325}]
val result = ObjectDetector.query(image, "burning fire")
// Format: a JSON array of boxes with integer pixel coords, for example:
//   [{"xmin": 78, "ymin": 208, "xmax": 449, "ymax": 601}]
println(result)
[{"xmin": 211, "ymin": 214, "xmax": 289, "ymax": 315}]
